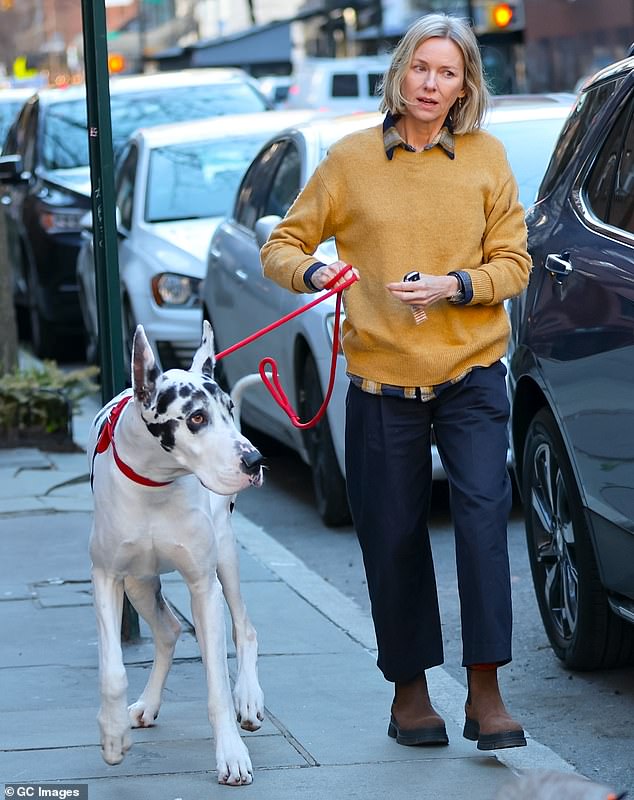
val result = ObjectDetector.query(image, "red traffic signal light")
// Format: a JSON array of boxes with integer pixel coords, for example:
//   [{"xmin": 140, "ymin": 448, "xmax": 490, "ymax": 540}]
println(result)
[
  {"xmin": 108, "ymin": 53, "xmax": 126, "ymax": 74},
  {"xmin": 492, "ymin": 2, "xmax": 514, "ymax": 28}
]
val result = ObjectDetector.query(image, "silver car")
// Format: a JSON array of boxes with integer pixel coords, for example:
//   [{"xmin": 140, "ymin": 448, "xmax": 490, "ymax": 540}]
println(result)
[
  {"xmin": 202, "ymin": 97, "xmax": 574, "ymax": 526},
  {"xmin": 76, "ymin": 111, "xmax": 314, "ymax": 368}
]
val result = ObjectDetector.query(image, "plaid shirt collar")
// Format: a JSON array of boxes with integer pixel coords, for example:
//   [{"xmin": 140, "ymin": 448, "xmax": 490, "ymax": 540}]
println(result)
[{"xmin": 383, "ymin": 112, "xmax": 455, "ymax": 161}]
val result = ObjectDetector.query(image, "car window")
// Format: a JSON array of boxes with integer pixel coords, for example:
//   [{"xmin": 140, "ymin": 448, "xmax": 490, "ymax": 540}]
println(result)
[
  {"xmin": 538, "ymin": 78, "xmax": 622, "ymax": 200},
  {"xmin": 368, "ymin": 72, "xmax": 384, "ymax": 98},
  {"xmin": 234, "ymin": 140, "xmax": 287, "ymax": 231},
  {"xmin": 115, "ymin": 144, "xmax": 138, "ymax": 230},
  {"xmin": 585, "ymin": 99, "xmax": 634, "ymax": 233},
  {"xmin": 262, "ymin": 143, "xmax": 301, "ymax": 219},
  {"xmin": 0, "ymin": 100, "xmax": 28, "ymax": 150},
  {"xmin": 145, "ymin": 134, "xmax": 272, "ymax": 223},
  {"xmin": 40, "ymin": 83, "xmax": 268, "ymax": 171},
  {"xmin": 331, "ymin": 73, "xmax": 359, "ymax": 98}
]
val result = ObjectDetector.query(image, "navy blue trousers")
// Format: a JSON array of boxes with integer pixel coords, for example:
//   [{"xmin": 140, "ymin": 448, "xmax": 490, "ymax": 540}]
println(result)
[{"xmin": 345, "ymin": 361, "xmax": 513, "ymax": 683}]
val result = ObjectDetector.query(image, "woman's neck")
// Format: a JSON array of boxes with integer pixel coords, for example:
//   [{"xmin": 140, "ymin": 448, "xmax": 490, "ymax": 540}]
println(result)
[{"xmin": 395, "ymin": 117, "xmax": 441, "ymax": 151}]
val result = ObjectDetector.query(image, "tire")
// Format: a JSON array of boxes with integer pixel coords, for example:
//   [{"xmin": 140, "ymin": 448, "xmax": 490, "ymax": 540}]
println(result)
[
  {"xmin": 522, "ymin": 407, "xmax": 634, "ymax": 670},
  {"xmin": 300, "ymin": 354, "xmax": 351, "ymax": 528}
]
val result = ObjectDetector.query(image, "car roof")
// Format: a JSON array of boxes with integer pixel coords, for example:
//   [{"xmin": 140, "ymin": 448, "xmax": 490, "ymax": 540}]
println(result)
[
  {"xmin": 273, "ymin": 94, "xmax": 575, "ymax": 152},
  {"xmin": 133, "ymin": 109, "xmax": 318, "ymax": 148},
  {"xmin": 33, "ymin": 68, "xmax": 255, "ymax": 105},
  {"xmin": 0, "ymin": 86, "xmax": 37, "ymax": 102}
]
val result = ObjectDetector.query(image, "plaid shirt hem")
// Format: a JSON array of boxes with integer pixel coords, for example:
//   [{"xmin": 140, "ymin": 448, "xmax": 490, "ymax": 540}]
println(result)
[{"xmin": 347, "ymin": 370, "xmax": 471, "ymax": 402}]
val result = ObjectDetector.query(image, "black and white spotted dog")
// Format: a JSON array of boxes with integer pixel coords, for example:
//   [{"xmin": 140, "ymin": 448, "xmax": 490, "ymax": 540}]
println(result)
[{"xmin": 88, "ymin": 321, "xmax": 264, "ymax": 786}]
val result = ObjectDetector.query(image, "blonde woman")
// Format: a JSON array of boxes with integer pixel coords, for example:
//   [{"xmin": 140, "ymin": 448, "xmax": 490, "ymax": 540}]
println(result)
[{"xmin": 261, "ymin": 14, "xmax": 530, "ymax": 751}]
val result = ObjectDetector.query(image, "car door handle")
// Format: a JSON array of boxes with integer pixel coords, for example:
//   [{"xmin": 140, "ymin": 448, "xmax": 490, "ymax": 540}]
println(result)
[
  {"xmin": 545, "ymin": 252, "xmax": 572, "ymax": 278},
  {"xmin": 234, "ymin": 269, "xmax": 248, "ymax": 282},
  {"xmin": 209, "ymin": 246, "xmax": 221, "ymax": 260}
]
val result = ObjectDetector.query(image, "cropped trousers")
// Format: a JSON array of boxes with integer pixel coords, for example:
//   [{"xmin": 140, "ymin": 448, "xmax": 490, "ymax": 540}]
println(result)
[{"xmin": 344, "ymin": 361, "xmax": 513, "ymax": 683}]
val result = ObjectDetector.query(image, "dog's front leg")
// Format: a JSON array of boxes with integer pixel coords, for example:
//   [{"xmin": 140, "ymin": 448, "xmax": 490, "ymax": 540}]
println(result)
[
  {"xmin": 92, "ymin": 567, "xmax": 131, "ymax": 765},
  {"xmin": 189, "ymin": 575, "xmax": 254, "ymax": 786},
  {"xmin": 215, "ymin": 506, "xmax": 264, "ymax": 732}
]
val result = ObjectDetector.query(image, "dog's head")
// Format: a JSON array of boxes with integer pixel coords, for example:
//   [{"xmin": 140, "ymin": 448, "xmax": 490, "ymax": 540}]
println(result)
[{"xmin": 131, "ymin": 321, "xmax": 264, "ymax": 495}]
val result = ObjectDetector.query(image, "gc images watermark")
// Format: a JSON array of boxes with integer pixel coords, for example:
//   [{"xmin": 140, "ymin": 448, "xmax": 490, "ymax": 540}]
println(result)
[{"xmin": 4, "ymin": 786, "xmax": 87, "ymax": 799}]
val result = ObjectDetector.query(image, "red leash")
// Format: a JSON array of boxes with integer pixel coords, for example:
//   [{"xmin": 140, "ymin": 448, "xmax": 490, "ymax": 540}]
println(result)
[{"xmin": 215, "ymin": 266, "xmax": 358, "ymax": 429}]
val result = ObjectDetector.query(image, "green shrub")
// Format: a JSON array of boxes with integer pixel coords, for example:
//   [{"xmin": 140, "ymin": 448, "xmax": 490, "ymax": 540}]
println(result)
[{"xmin": 0, "ymin": 361, "xmax": 100, "ymax": 440}]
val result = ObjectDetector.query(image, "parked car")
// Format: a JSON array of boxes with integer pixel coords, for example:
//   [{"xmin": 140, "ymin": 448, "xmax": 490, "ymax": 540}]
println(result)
[
  {"xmin": 201, "ymin": 96, "xmax": 574, "ymax": 526},
  {"xmin": 284, "ymin": 55, "xmax": 391, "ymax": 112},
  {"xmin": 508, "ymin": 55, "xmax": 634, "ymax": 669},
  {"xmin": 0, "ymin": 68, "xmax": 270, "ymax": 359},
  {"xmin": 76, "ymin": 110, "xmax": 314, "ymax": 369},
  {"xmin": 0, "ymin": 87, "xmax": 34, "ymax": 147}
]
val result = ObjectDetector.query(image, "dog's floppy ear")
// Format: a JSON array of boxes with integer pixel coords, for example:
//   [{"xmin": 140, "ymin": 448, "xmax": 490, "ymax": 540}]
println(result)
[
  {"xmin": 191, "ymin": 320, "xmax": 216, "ymax": 378},
  {"xmin": 132, "ymin": 324, "xmax": 159, "ymax": 408}
]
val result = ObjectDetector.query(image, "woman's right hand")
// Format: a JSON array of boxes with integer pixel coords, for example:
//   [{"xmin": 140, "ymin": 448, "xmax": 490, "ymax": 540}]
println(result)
[{"xmin": 311, "ymin": 261, "xmax": 360, "ymax": 291}]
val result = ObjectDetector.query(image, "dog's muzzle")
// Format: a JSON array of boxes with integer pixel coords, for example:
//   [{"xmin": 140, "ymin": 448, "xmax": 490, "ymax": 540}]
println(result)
[{"xmin": 241, "ymin": 449, "xmax": 265, "ymax": 487}]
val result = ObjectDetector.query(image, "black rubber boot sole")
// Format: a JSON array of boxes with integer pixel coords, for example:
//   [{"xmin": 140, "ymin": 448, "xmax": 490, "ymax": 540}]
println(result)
[
  {"xmin": 388, "ymin": 714, "xmax": 449, "ymax": 747},
  {"xmin": 463, "ymin": 716, "xmax": 527, "ymax": 751}
]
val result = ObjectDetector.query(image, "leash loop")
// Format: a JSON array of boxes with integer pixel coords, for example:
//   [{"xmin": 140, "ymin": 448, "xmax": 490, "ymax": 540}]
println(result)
[{"xmin": 218, "ymin": 265, "xmax": 357, "ymax": 430}]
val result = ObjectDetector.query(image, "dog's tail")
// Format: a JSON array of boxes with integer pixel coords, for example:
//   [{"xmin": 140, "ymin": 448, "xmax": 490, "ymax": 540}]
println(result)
[{"xmin": 230, "ymin": 373, "xmax": 266, "ymax": 433}]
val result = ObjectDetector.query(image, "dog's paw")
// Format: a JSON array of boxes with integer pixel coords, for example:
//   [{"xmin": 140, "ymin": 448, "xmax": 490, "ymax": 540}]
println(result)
[
  {"xmin": 233, "ymin": 677, "xmax": 265, "ymax": 732},
  {"xmin": 128, "ymin": 700, "xmax": 159, "ymax": 728},
  {"xmin": 216, "ymin": 745, "xmax": 253, "ymax": 786},
  {"xmin": 100, "ymin": 729, "xmax": 132, "ymax": 765}
]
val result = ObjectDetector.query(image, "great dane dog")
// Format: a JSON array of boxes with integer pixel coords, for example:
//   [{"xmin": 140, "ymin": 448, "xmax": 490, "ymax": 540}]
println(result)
[{"xmin": 88, "ymin": 321, "xmax": 265, "ymax": 786}]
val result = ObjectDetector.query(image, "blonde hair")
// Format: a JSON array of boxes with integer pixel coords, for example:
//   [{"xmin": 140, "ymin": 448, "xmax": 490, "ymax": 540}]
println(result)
[{"xmin": 379, "ymin": 14, "xmax": 490, "ymax": 134}]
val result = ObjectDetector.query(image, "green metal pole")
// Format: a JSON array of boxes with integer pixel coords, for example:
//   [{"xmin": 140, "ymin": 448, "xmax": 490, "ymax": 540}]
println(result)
[
  {"xmin": 79, "ymin": 0, "xmax": 126, "ymax": 406},
  {"xmin": 80, "ymin": 0, "xmax": 139, "ymax": 642}
]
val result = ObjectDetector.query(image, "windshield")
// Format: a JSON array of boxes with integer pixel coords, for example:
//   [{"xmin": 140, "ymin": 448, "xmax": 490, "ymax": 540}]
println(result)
[
  {"xmin": 40, "ymin": 82, "xmax": 268, "ymax": 170},
  {"xmin": 145, "ymin": 134, "xmax": 273, "ymax": 223},
  {"xmin": 0, "ymin": 100, "xmax": 27, "ymax": 150},
  {"xmin": 487, "ymin": 117, "xmax": 569, "ymax": 207}
]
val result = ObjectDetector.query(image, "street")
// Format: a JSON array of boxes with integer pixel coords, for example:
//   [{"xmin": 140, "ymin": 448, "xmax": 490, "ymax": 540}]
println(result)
[{"xmin": 235, "ymin": 428, "xmax": 634, "ymax": 795}]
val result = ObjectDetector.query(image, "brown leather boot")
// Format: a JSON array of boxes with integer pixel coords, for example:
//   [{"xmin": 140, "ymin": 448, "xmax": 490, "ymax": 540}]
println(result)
[
  {"xmin": 463, "ymin": 665, "xmax": 526, "ymax": 750},
  {"xmin": 388, "ymin": 672, "xmax": 448, "ymax": 746}
]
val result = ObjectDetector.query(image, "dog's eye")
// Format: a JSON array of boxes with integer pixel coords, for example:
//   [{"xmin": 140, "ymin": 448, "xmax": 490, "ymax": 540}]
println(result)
[{"xmin": 189, "ymin": 412, "xmax": 207, "ymax": 426}]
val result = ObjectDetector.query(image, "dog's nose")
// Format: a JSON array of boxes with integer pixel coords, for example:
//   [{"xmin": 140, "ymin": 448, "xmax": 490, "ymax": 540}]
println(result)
[{"xmin": 241, "ymin": 449, "xmax": 264, "ymax": 475}]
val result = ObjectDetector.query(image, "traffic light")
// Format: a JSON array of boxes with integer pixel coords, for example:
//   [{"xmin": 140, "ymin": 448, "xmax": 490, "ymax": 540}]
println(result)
[
  {"xmin": 108, "ymin": 53, "xmax": 126, "ymax": 74},
  {"xmin": 492, "ymin": 3, "xmax": 514, "ymax": 28},
  {"xmin": 472, "ymin": 0, "xmax": 525, "ymax": 35}
]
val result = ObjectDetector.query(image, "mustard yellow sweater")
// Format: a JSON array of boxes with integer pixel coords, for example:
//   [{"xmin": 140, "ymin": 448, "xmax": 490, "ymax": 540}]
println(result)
[{"xmin": 260, "ymin": 124, "xmax": 531, "ymax": 388}]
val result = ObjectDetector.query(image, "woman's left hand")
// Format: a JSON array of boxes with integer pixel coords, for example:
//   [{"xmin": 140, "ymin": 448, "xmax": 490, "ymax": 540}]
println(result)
[{"xmin": 386, "ymin": 273, "xmax": 459, "ymax": 309}]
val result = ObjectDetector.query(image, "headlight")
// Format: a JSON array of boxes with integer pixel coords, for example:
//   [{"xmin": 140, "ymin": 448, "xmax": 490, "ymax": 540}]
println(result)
[
  {"xmin": 151, "ymin": 273, "xmax": 201, "ymax": 307},
  {"xmin": 325, "ymin": 311, "xmax": 344, "ymax": 354}
]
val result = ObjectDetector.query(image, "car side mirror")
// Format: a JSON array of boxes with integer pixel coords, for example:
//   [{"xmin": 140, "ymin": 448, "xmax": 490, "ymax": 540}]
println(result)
[
  {"xmin": 0, "ymin": 154, "xmax": 26, "ymax": 185},
  {"xmin": 255, "ymin": 214, "xmax": 281, "ymax": 249}
]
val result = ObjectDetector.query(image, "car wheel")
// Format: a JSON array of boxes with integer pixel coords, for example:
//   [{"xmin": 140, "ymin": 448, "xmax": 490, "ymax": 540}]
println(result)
[
  {"xmin": 522, "ymin": 407, "xmax": 634, "ymax": 669},
  {"xmin": 300, "ymin": 354, "xmax": 351, "ymax": 528}
]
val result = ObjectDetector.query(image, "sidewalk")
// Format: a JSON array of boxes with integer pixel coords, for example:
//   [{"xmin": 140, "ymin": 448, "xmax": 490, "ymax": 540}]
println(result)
[{"xmin": 0, "ymin": 395, "xmax": 577, "ymax": 799}]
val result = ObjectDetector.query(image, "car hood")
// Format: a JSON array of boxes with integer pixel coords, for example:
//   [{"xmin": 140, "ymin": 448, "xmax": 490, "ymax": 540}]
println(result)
[
  {"xmin": 149, "ymin": 218, "xmax": 221, "ymax": 266},
  {"xmin": 40, "ymin": 167, "xmax": 92, "ymax": 197}
]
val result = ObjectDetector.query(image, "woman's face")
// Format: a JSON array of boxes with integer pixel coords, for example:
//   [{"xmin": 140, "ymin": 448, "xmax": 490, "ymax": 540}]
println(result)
[{"xmin": 400, "ymin": 36, "xmax": 466, "ymax": 128}]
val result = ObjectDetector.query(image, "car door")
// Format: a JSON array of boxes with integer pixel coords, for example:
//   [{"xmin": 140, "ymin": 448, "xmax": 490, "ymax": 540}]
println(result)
[
  {"xmin": 113, "ymin": 142, "xmax": 140, "ymax": 352},
  {"xmin": 208, "ymin": 137, "xmax": 303, "ymax": 434},
  {"xmin": 526, "ymin": 87, "xmax": 634, "ymax": 589},
  {"xmin": 1, "ymin": 100, "xmax": 37, "ymax": 308}
]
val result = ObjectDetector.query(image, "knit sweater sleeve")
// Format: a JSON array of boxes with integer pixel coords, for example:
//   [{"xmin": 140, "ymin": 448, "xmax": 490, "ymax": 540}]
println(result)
[
  {"xmin": 463, "ymin": 142, "xmax": 532, "ymax": 306},
  {"xmin": 260, "ymin": 160, "xmax": 337, "ymax": 294}
]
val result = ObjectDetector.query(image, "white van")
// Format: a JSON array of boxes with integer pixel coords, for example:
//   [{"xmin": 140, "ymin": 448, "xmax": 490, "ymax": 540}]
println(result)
[{"xmin": 285, "ymin": 55, "xmax": 391, "ymax": 112}]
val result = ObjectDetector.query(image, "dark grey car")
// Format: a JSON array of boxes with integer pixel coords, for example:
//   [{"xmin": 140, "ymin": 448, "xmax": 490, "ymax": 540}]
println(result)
[{"xmin": 509, "ymin": 54, "xmax": 634, "ymax": 669}]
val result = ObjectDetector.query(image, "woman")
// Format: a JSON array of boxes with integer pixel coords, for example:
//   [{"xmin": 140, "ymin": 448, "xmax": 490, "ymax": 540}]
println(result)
[{"xmin": 261, "ymin": 13, "xmax": 530, "ymax": 751}]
